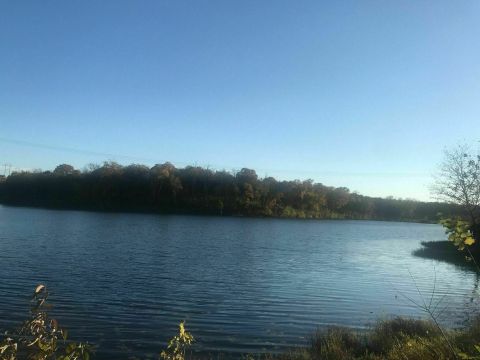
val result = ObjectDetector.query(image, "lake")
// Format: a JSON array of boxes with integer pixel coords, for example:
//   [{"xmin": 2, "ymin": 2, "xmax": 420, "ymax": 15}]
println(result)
[{"xmin": 0, "ymin": 205, "xmax": 478, "ymax": 359}]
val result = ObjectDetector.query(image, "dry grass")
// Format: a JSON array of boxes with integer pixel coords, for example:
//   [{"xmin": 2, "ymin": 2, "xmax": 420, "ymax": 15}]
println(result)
[
  {"xmin": 3, "ymin": 285, "xmax": 480, "ymax": 360},
  {"xmin": 266, "ymin": 316, "xmax": 480, "ymax": 360}
]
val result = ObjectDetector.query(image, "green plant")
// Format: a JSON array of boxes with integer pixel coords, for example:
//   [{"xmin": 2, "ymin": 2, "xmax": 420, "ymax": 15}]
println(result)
[
  {"xmin": 439, "ymin": 217, "xmax": 480, "ymax": 273},
  {"xmin": 440, "ymin": 218, "xmax": 476, "ymax": 251},
  {"xmin": 0, "ymin": 284, "xmax": 91, "ymax": 360},
  {"xmin": 160, "ymin": 321, "xmax": 194, "ymax": 360}
]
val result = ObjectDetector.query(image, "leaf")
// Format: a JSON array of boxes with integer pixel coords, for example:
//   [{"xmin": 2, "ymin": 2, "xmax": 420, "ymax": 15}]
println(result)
[
  {"xmin": 35, "ymin": 284, "xmax": 45, "ymax": 294},
  {"xmin": 66, "ymin": 342, "xmax": 77, "ymax": 354},
  {"xmin": 38, "ymin": 340, "xmax": 51, "ymax": 352},
  {"xmin": 465, "ymin": 237, "xmax": 475, "ymax": 246},
  {"xmin": 27, "ymin": 338, "xmax": 39, "ymax": 347}
]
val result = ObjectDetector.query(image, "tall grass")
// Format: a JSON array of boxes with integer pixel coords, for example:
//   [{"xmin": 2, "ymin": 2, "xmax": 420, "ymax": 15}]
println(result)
[
  {"xmin": 3, "ymin": 286, "xmax": 480, "ymax": 360},
  {"xmin": 268, "ymin": 317, "xmax": 480, "ymax": 360}
]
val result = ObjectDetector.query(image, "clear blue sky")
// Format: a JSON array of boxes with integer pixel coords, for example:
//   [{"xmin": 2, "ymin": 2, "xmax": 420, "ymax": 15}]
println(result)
[{"xmin": 1, "ymin": 1, "xmax": 480, "ymax": 201}]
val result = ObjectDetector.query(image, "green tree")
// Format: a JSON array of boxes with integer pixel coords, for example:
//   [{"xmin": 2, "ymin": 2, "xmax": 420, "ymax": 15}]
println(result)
[{"xmin": 53, "ymin": 164, "xmax": 77, "ymax": 176}]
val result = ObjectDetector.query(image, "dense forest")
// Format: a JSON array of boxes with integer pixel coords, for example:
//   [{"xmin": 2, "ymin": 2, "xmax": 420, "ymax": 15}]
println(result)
[{"xmin": 0, "ymin": 162, "xmax": 462, "ymax": 222}]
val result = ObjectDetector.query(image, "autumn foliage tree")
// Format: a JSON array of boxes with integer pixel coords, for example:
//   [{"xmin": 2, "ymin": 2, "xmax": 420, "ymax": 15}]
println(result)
[
  {"xmin": 432, "ymin": 145, "xmax": 480, "ymax": 253},
  {"xmin": 0, "ymin": 161, "xmax": 461, "ymax": 222}
]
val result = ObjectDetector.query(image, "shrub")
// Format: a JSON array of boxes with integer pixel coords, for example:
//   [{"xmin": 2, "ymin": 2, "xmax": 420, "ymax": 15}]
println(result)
[
  {"xmin": 0, "ymin": 285, "xmax": 91, "ymax": 360},
  {"xmin": 160, "ymin": 321, "xmax": 194, "ymax": 360}
]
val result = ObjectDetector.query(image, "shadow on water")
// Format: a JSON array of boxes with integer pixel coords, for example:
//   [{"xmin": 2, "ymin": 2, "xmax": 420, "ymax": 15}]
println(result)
[
  {"xmin": 413, "ymin": 241, "xmax": 480, "ymax": 328},
  {"xmin": 412, "ymin": 241, "xmax": 478, "ymax": 271}
]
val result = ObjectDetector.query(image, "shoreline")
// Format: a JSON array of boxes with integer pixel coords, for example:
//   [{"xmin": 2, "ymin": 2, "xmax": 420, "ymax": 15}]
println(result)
[{"xmin": 0, "ymin": 202, "xmax": 438, "ymax": 225}]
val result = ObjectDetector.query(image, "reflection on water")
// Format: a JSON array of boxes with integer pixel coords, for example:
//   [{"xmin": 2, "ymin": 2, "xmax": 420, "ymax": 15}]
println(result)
[{"xmin": 0, "ymin": 206, "xmax": 477, "ymax": 359}]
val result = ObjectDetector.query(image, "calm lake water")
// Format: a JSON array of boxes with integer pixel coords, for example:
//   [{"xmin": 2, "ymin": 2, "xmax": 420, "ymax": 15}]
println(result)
[{"xmin": 0, "ymin": 205, "xmax": 478, "ymax": 358}]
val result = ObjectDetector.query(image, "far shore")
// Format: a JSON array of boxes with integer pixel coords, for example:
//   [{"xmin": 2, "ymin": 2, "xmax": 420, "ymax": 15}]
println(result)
[{"xmin": 0, "ymin": 202, "xmax": 439, "ymax": 225}]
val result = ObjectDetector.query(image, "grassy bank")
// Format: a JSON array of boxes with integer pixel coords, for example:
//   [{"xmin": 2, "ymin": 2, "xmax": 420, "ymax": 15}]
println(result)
[
  {"xmin": 3, "ymin": 285, "xmax": 480, "ymax": 360},
  {"xmin": 268, "ymin": 317, "xmax": 480, "ymax": 360},
  {"xmin": 4, "ymin": 315, "xmax": 480, "ymax": 360}
]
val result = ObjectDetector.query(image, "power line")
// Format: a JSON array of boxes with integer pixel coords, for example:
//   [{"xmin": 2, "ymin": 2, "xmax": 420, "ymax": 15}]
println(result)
[
  {"xmin": 0, "ymin": 137, "xmax": 165, "ymax": 164},
  {"xmin": 2, "ymin": 163, "xmax": 12, "ymax": 176},
  {"xmin": 0, "ymin": 137, "xmax": 431, "ymax": 178}
]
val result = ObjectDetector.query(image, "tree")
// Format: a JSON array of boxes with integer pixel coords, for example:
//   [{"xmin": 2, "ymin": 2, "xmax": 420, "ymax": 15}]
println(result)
[
  {"xmin": 0, "ymin": 161, "xmax": 461, "ymax": 222},
  {"xmin": 53, "ymin": 164, "xmax": 76, "ymax": 176},
  {"xmin": 432, "ymin": 145, "xmax": 480, "ymax": 240}
]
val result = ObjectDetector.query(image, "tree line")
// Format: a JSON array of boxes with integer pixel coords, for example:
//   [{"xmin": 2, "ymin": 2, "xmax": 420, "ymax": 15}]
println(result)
[{"xmin": 0, "ymin": 162, "xmax": 461, "ymax": 222}]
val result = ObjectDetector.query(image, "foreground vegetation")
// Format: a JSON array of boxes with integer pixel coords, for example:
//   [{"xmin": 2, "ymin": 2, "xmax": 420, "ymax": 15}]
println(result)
[
  {"xmin": 0, "ymin": 162, "xmax": 461, "ymax": 222},
  {"xmin": 0, "ymin": 285, "xmax": 91, "ymax": 360},
  {"xmin": 272, "ymin": 317, "xmax": 480, "ymax": 360},
  {"xmin": 3, "ymin": 285, "xmax": 480, "ymax": 360}
]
